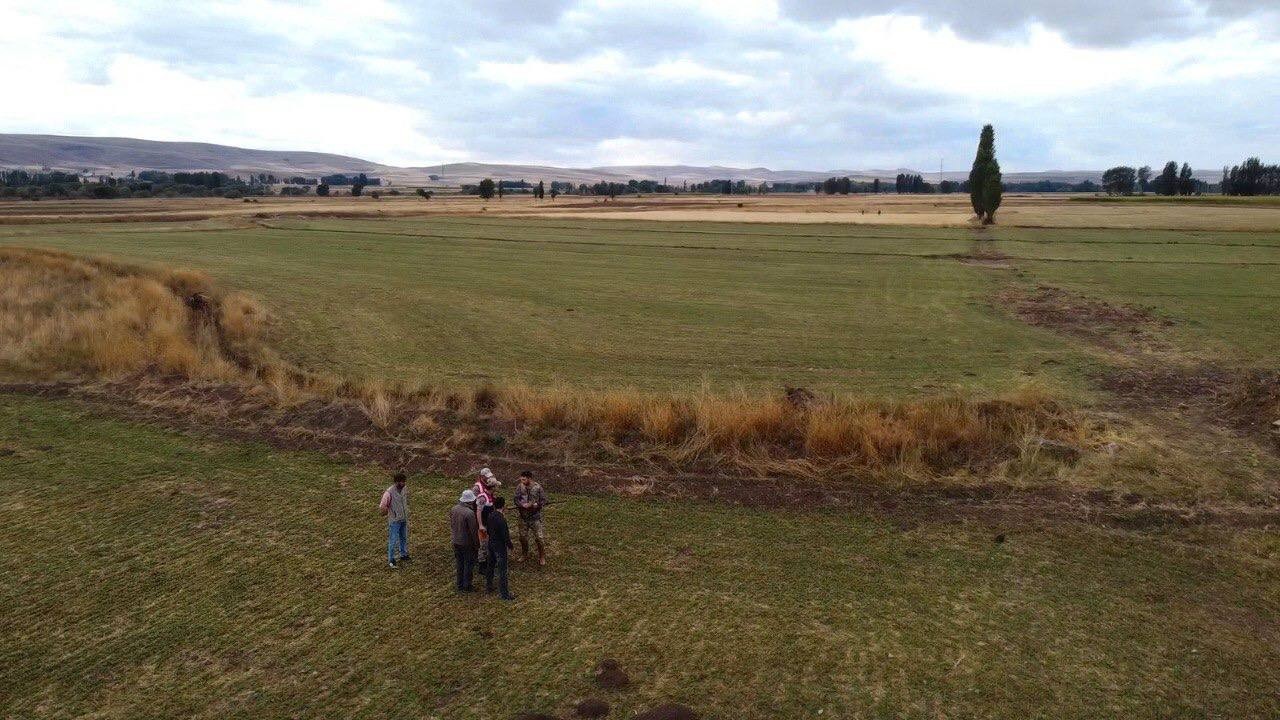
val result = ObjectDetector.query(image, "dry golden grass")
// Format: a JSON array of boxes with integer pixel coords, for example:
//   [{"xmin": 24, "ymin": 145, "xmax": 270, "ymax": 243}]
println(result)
[
  {"xmin": 0, "ymin": 247, "xmax": 273, "ymax": 378},
  {"xmin": 489, "ymin": 383, "xmax": 1079, "ymax": 478},
  {"xmin": 0, "ymin": 246, "xmax": 1088, "ymax": 480}
]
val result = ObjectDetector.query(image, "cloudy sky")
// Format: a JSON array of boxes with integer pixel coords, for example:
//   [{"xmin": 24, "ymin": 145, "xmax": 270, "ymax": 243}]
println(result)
[{"xmin": 2, "ymin": 0, "xmax": 1277, "ymax": 171}]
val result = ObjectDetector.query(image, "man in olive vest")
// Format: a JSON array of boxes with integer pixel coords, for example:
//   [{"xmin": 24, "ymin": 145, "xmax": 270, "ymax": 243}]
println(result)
[{"xmin": 513, "ymin": 470, "xmax": 548, "ymax": 566}]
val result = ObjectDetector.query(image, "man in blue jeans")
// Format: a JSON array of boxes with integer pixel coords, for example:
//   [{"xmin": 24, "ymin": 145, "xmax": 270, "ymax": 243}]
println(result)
[
  {"xmin": 483, "ymin": 497, "xmax": 515, "ymax": 600},
  {"xmin": 379, "ymin": 472, "xmax": 409, "ymax": 569}
]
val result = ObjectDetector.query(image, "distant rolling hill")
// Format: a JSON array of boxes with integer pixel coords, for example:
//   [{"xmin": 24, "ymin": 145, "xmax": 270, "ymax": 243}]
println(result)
[{"xmin": 0, "ymin": 132, "xmax": 1114, "ymax": 187}]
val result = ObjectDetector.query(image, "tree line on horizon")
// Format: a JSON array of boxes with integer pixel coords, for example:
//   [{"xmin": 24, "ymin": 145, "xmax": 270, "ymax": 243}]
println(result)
[
  {"xmin": 1096, "ymin": 158, "xmax": 1280, "ymax": 197},
  {"xmin": 1100, "ymin": 162, "xmax": 1209, "ymax": 196},
  {"xmin": 5, "ymin": 134, "xmax": 1274, "ymax": 202},
  {"xmin": 1221, "ymin": 158, "xmax": 1280, "ymax": 196}
]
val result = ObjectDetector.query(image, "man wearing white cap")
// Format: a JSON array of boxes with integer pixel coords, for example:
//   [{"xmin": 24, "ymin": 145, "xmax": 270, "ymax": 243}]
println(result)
[
  {"xmin": 471, "ymin": 468, "xmax": 501, "ymax": 570},
  {"xmin": 448, "ymin": 489, "xmax": 480, "ymax": 592}
]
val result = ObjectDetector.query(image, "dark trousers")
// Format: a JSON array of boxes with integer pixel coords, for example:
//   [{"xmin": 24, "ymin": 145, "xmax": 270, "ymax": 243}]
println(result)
[
  {"xmin": 453, "ymin": 544, "xmax": 476, "ymax": 590},
  {"xmin": 484, "ymin": 548, "xmax": 511, "ymax": 599}
]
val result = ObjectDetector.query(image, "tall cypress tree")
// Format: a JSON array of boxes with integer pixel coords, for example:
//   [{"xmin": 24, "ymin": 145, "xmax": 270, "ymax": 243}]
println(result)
[{"xmin": 968, "ymin": 124, "xmax": 1002, "ymax": 223}]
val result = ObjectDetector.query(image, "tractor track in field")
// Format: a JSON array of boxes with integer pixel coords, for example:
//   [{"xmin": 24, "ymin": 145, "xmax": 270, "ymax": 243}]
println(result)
[{"xmin": 4, "ymin": 378, "xmax": 1278, "ymax": 532}]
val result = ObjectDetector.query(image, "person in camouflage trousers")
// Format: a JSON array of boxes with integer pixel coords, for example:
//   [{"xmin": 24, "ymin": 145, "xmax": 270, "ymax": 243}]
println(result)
[{"xmin": 513, "ymin": 470, "xmax": 548, "ymax": 566}]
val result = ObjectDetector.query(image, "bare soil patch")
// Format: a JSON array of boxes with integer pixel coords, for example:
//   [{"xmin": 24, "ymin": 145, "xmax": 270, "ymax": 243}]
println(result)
[
  {"xmin": 1000, "ymin": 285, "xmax": 1173, "ymax": 351},
  {"xmin": 1101, "ymin": 365, "xmax": 1280, "ymax": 452},
  {"xmin": 997, "ymin": 283, "xmax": 1280, "ymax": 456},
  {"xmin": 593, "ymin": 659, "xmax": 630, "ymax": 690}
]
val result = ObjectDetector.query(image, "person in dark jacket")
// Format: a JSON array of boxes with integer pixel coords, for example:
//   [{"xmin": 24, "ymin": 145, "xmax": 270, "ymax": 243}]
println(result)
[
  {"xmin": 483, "ymin": 496, "xmax": 515, "ymax": 601},
  {"xmin": 449, "ymin": 489, "xmax": 480, "ymax": 592}
]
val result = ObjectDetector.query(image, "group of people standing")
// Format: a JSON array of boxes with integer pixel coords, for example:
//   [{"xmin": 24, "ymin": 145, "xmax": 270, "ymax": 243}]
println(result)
[{"xmin": 379, "ymin": 467, "xmax": 549, "ymax": 602}]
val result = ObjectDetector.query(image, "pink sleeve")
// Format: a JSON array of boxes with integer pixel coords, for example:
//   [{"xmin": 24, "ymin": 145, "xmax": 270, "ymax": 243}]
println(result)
[{"xmin": 379, "ymin": 489, "xmax": 391, "ymax": 512}]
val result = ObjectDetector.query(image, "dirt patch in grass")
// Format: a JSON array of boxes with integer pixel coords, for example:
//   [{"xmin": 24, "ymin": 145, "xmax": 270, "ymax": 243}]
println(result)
[
  {"xmin": 594, "ymin": 659, "xmax": 630, "ymax": 690},
  {"xmin": 1101, "ymin": 365, "xmax": 1280, "ymax": 452},
  {"xmin": 997, "ymin": 282, "xmax": 1280, "ymax": 457},
  {"xmin": 999, "ymin": 285, "xmax": 1173, "ymax": 351}
]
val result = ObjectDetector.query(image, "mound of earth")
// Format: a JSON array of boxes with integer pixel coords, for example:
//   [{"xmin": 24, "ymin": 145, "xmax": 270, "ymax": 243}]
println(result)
[{"xmin": 594, "ymin": 658, "xmax": 630, "ymax": 690}]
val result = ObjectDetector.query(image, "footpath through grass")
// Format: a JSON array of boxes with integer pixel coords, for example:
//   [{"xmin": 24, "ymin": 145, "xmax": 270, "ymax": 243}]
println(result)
[{"xmin": 3, "ymin": 394, "xmax": 1278, "ymax": 719}]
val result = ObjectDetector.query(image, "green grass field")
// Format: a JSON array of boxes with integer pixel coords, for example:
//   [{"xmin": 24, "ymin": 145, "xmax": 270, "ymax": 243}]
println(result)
[
  {"xmin": 4, "ymin": 214, "xmax": 1280, "ymax": 718},
  {"xmin": 2, "ymin": 216, "xmax": 1277, "ymax": 395},
  {"xmin": 4, "ymin": 394, "xmax": 1278, "ymax": 719}
]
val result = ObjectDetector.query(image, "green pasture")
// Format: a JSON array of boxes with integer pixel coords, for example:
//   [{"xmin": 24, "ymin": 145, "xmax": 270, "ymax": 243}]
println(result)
[
  {"xmin": 2, "ymin": 217, "xmax": 1276, "ymax": 392},
  {"xmin": 2, "ymin": 394, "xmax": 1278, "ymax": 719}
]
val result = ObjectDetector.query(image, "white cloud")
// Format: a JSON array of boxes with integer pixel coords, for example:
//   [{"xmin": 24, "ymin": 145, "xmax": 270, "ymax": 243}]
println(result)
[
  {"xmin": 0, "ymin": 52, "xmax": 462, "ymax": 165},
  {"xmin": 473, "ymin": 51, "xmax": 627, "ymax": 89},
  {"xmin": 202, "ymin": 0, "xmax": 410, "ymax": 51},
  {"xmin": 473, "ymin": 52, "xmax": 755, "ymax": 90},
  {"xmin": 591, "ymin": 137, "xmax": 701, "ymax": 165},
  {"xmin": 832, "ymin": 15, "xmax": 1280, "ymax": 100},
  {"xmin": 359, "ymin": 57, "xmax": 433, "ymax": 85},
  {"xmin": 649, "ymin": 58, "xmax": 755, "ymax": 87}
]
